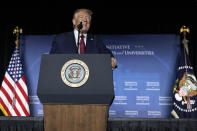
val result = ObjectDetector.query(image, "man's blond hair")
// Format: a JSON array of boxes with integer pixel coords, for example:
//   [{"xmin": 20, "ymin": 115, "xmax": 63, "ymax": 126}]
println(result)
[{"xmin": 73, "ymin": 8, "xmax": 93, "ymax": 19}]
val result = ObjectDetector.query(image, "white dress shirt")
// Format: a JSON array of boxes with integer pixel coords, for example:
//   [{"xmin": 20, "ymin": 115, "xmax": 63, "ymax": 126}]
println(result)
[{"xmin": 74, "ymin": 29, "xmax": 87, "ymax": 47}]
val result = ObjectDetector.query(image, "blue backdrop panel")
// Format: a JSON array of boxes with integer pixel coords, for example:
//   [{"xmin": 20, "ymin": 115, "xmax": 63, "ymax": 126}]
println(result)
[
  {"xmin": 100, "ymin": 35, "xmax": 180, "ymax": 118},
  {"xmin": 20, "ymin": 35, "xmax": 54, "ymax": 116},
  {"xmin": 20, "ymin": 34, "xmax": 180, "ymax": 118}
]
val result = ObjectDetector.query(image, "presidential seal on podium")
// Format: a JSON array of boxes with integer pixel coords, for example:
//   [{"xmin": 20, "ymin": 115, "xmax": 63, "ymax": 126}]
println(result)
[{"xmin": 61, "ymin": 59, "xmax": 89, "ymax": 88}]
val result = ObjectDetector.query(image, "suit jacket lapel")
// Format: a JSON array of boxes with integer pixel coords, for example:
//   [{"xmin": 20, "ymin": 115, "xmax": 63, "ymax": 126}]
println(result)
[{"xmin": 70, "ymin": 31, "xmax": 78, "ymax": 53}]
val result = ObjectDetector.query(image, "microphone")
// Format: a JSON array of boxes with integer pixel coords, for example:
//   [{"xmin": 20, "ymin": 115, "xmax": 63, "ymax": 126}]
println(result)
[{"xmin": 77, "ymin": 22, "xmax": 83, "ymax": 31}]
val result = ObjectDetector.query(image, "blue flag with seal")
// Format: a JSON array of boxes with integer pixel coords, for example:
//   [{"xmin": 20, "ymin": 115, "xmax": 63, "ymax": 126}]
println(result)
[{"xmin": 171, "ymin": 37, "xmax": 197, "ymax": 118}]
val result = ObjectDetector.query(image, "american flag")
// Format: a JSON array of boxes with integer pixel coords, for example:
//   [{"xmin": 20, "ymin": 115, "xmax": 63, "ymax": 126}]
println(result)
[{"xmin": 0, "ymin": 46, "xmax": 30, "ymax": 116}]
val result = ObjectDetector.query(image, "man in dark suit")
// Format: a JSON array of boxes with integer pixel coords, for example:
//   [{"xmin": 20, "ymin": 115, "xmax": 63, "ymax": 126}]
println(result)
[{"xmin": 50, "ymin": 8, "xmax": 117, "ymax": 70}]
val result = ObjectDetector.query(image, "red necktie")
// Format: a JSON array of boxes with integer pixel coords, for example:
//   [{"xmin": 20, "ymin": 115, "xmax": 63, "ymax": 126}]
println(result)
[{"xmin": 79, "ymin": 35, "xmax": 85, "ymax": 54}]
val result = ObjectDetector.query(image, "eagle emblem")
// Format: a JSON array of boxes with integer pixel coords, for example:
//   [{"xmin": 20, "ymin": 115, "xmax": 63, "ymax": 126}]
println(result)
[
  {"xmin": 61, "ymin": 59, "xmax": 89, "ymax": 88},
  {"xmin": 68, "ymin": 67, "xmax": 81, "ymax": 79},
  {"xmin": 174, "ymin": 73, "xmax": 197, "ymax": 109}
]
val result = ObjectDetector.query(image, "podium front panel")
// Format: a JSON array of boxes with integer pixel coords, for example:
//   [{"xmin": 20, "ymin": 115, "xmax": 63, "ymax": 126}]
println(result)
[{"xmin": 37, "ymin": 54, "xmax": 114, "ymax": 104}]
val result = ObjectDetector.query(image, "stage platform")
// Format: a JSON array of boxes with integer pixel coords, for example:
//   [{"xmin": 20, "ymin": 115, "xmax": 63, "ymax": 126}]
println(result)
[{"xmin": 0, "ymin": 116, "xmax": 197, "ymax": 131}]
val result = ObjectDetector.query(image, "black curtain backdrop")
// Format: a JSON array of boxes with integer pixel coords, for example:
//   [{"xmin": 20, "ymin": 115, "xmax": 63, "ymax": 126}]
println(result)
[{"xmin": 0, "ymin": 6, "xmax": 197, "ymax": 116}]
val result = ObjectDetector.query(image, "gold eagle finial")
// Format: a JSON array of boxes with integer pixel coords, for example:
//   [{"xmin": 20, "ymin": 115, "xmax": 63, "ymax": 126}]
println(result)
[
  {"xmin": 180, "ymin": 25, "xmax": 190, "ymax": 37},
  {"xmin": 13, "ymin": 26, "xmax": 23, "ymax": 48}
]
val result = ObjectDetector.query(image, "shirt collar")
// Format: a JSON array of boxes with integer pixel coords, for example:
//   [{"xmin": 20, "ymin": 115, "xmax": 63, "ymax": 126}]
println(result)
[
  {"xmin": 74, "ymin": 29, "xmax": 87, "ymax": 40},
  {"xmin": 74, "ymin": 29, "xmax": 87, "ymax": 47}
]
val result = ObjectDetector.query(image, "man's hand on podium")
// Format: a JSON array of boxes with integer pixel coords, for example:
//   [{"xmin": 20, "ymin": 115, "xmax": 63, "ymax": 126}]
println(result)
[{"xmin": 111, "ymin": 57, "xmax": 117, "ymax": 70}]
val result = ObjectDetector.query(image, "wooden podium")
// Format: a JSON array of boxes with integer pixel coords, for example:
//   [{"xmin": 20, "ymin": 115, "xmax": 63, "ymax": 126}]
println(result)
[
  {"xmin": 37, "ymin": 54, "xmax": 114, "ymax": 131},
  {"xmin": 44, "ymin": 104, "xmax": 108, "ymax": 131}
]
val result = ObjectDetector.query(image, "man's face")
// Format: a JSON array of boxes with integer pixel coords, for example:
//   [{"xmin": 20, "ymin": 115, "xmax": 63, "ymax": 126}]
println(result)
[{"xmin": 72, "ymin": 11, "xmax": 91, "ymax": 33}]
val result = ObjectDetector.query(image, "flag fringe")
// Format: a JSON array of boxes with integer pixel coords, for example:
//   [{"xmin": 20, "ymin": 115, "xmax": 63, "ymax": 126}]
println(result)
[
  {"xmin": 0, "ymin": 103, "xmax": 8, "ymax": 116},
  {"xmin": 171, "ymin": 109, "xmax": 179, "ymax": 118}
]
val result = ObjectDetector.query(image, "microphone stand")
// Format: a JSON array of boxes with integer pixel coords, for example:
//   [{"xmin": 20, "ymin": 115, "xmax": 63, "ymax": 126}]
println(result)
[
  {"xmin": 77, "ymin": 22, "xmax": 83, "ymax": 54},
  {"xmin": 77, "ymin": 25, "xmax": 83, "ymax": 54},
  {"xmin": 77, "ymin": 29, "xmax": 81, "ymax": 54}
]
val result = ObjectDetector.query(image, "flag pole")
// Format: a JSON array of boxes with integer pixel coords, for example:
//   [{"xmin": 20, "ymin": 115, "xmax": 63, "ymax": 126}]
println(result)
[
  {"xmin": 180, "ymin": 25, "xmax": 192, "ymax": 110},
  {"xmin": 12, "ymin": 26, "xmax": 23, "ymax": 108},
  {"xmin": 180, "ymin": 25, "xmax": 190, "ymax": 74}
]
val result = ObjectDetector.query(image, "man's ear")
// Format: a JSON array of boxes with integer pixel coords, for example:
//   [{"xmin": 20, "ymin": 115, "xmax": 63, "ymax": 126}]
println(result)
[{"xmin": 72, "ymin": 19, "xmax": 76, "ymax": 26}]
